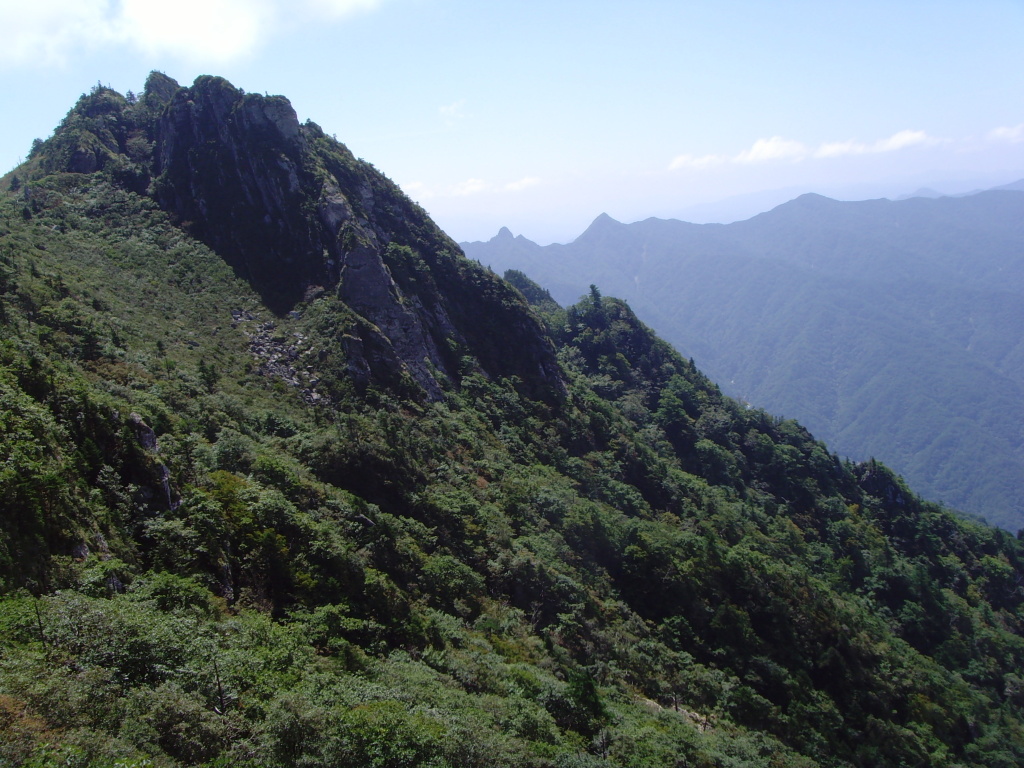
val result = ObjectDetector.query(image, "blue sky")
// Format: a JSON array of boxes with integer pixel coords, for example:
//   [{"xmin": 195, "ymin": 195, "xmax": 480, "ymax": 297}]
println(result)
[{"xmin": 2, "ymin": 0, "xmax": 1023, "ymax": 243}]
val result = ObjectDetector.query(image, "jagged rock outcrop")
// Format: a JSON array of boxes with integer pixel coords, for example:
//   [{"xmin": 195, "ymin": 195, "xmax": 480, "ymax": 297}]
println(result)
[
  {"xmin": 154, "ymin": 75, "xmax": 565, "ymax": 402},
  {"xmin": 28, "ymin": 73, "xmax": 566, "ymax": 403},
  {"xmin": 153, "ymin": 75, "xmax": 328, "ymax": 309}
]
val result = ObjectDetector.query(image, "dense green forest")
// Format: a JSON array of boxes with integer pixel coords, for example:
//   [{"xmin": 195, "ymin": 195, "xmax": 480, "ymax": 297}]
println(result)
[
  {"xmin": 2, "ymin": 74, "xmax": 1024, "ymax": 767},
  {"xmin": 462, "ymin": 194, "xmax": 1024, "ymax": 530}
]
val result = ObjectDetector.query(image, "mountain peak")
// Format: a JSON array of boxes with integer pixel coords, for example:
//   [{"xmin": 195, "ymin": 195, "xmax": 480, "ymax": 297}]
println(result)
[
  {"xmin": 790, "ymin": 192, "xmax": 834, "ymax": 206},
  {"xmin": 142, "ymin": 70, "xmax": 180, "ymax": 108},
  {"xmin": 474, "ymin": 226, "xmax": 539, "ymax": 250},
  {"xmin": 754, "ymin": 192, "xmax": 841, "ymax": 220},
  {"xmin": 591, "ymin": 211, "xmax": 621, "ymax": 227},
  {"xmin": 574, "ymin": 212, "xmax": 623, "ymax": 243},
  {"xmin": 17, "ymin": 73, "xmax": 566, "ymax": 403}
]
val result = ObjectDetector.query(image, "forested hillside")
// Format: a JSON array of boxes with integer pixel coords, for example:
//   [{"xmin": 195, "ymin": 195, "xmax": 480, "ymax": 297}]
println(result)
[
  {"xmin": 463, "ymin": 194, "xmax": 1024, "ymax": 530},
  {"xmin": 2, "ymin": 74, "xmax": 1024, "ymax": 767}
]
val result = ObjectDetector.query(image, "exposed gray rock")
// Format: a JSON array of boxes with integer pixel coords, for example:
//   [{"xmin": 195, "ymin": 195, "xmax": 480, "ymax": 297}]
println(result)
[
  {"xmin": 129, "ymin": 412, "xmax": 158, "ymax": 450},
  {"xmin": 337, "ymin": 243, "xmax": 448, "ymax": 398},
  {"xmin": 128, "ymin": 412, "xmax": 179, "ymax": 510}
]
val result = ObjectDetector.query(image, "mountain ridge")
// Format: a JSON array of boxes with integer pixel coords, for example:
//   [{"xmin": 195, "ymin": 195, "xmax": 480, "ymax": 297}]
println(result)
[{"xmin": 3, "ymin": 74, "xmax": 1024, "ymax": 767}]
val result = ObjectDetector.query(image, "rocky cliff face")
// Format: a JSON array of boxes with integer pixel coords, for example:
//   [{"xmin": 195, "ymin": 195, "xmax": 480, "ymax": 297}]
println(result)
[
  {"xmin": 153, "ymin": 76, "xmax": 329, "ymax": 310},
  {"xmin": 29, "ymin": 73, "xmax": 565, "ymax": 402}
]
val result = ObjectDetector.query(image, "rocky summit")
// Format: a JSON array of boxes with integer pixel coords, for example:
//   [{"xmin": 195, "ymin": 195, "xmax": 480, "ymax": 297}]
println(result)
[{"xmin": 24, "ymin": 72, "xmax": 564, "ymax": 402}]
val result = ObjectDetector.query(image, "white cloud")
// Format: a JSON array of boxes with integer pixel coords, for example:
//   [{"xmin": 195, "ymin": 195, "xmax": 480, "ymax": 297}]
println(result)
[
  {"xmin": 669, "ymin": 137, "xmax": 806, "ymax": 170},
  {"xmin": 453, "ymin": 178, "xmax": 489, "ymax": 196},
  {"xmin": 403, "ymin": 176, "xmax": 541, "ymax": 199},
  {"xmin": 0, "ymin": 0, "xmax": 383, "ymax": 67},
  {"xmin": 119, "ymin": 0, "xmax": 275, "ymax": 62},
  {"xmin": 304, "ymin": 0, "xmax": 384, "ymax": 18},
  {"xmin": 734, "ymin": 136, "xmax": 807, "ymax": 164},
  {"xmin": 989, "ymin": 124, "xmax": 1024, "ymax": 143},
  {"xmin": 439, "ymin": 99, "xmax": 467, "ymax": 127},
  {"xmin": 873, "ymin": 129, "xmax": 939, "ymax": 152},
  {"xmin": 668, "ymin": 153, "xmax": 726, "ymax": 170},
  {"xmin": 505, "ymin": 176, "xmax": 541, "ymax": 191},
  {"xmin": 814, "ymin": 139, "xmax": 867, "ymax": 158},
  {"xmin": 671, "ymin": 129, "xmax": 947, "ymax": 171},
  {"xmin": 814, "ymin": 130, "xmax": 942, "ymax": 158},
  {"xmin": 400, "ymin": 180, "xmax": 433, "ymax": 200},
  {"xmin": 0, "ymin": 0, "xmax": 110, "ymax": 66}
]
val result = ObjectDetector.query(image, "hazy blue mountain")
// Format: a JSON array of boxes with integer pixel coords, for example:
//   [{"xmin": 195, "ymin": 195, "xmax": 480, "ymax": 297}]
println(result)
[
  {"xmin": 895, "ymin": 187, "xmax": 944, "ymax": 199},
  {"xmin": 993, "ymin": 178, "xmax": 1024, "ymax": 193},
  {"xmin": 464, "ymin": 191, "xmax": 1024, "ymax": 529}
]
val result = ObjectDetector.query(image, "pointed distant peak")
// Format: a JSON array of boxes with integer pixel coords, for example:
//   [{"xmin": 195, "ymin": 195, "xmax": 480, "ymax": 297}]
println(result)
[
  {"xmin": 901, "ymin": 187, "xmax": 944, "ymax": 200},
  {"xmin": 566, "ymin": 212, "xmax": 629, "ymax": 246},
  {"xmin": 480, "ymin": 226, "xmax": 540, "ymax": 247},
  {"xmin": 592, "ymin": 212, "xmax": 621, "ymax": 227},
  {"xmin": 766, "ymin": 193, "xmax": 838, "ymax": 215},
  {"xmin": 792, "ymin": 192, "xmax": 833, "ymax": 204},
  {"xmin": 576, "ymin": 212, "xmax": 624, "ymax": 241}
]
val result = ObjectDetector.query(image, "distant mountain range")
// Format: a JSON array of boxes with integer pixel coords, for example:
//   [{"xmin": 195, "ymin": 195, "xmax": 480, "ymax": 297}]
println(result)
[
  {"xmin": 463, "ymin": 187, "xmax": 1024, "ymax": 530},
  {"xmin": 656, "ymin": 175, "xmax": 1024, "ymax": 225}
]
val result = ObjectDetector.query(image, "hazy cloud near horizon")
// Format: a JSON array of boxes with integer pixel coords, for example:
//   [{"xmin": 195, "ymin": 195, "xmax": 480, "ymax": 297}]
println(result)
[
  {"xmin": 402, "ymin": 175, "xmax": 543, "ymax": 201},
  {"xmin": 990, "ymin": 124, "xmax": 1024, "ymax": 143},
  {"xmin": 669, "ymin": 129, "xmax": 949, "ymax": 170}
]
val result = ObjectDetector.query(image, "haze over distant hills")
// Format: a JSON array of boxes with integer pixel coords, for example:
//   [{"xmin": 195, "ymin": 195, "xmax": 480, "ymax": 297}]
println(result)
[
  {"xmin": 646, "ymin": 174, "xmax": 1024, "ymax": 229},
  {"xmin": 463, "ymin": 186, "xmax": 1024, "ymax": 530}
]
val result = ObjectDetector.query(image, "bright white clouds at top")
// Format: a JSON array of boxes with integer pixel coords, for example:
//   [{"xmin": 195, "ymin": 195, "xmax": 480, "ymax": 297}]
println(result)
[
  {"xmin": 0, "ymin": 0, "xmax": 110, "ymax": 65},
  {"xmin": 118, "ymin": 0, "xmax": 274, "ymax": 62},
  {"xmin": 670, "ymin": 129, "xmax": 947, "ymax": 171},
  {"xmin": 0, "ymin": 0, "xmax": 384, "ymax": 67},
  {"xmin": 304, "ymin": 0, "xmax": 383, "ymax": 18}
]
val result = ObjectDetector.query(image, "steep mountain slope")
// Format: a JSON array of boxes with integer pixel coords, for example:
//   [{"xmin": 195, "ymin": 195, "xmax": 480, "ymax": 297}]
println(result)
[
  {"xmin": 463, "ymin": 195, "xmax": 1024, "ymax": 529},
  {"xmin": 2, "ymin": 75, "xmax": 1024, "ymax": 767}
]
